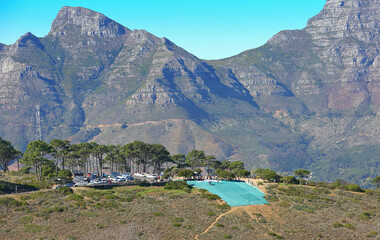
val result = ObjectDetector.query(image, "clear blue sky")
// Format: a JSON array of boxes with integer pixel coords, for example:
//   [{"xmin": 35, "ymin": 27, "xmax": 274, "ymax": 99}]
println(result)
[{"xmin": 0, "ymin": 0, "xmax": 325, "ymax": 60}]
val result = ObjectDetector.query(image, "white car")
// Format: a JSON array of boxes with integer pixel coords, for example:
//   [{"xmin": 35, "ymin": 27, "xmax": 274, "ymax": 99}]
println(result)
[
  {"xmin": 146, "ymin": 174, "xmax": 158, "ymax": 179},
  {"xmin": 133, "ymin": 173, "xmax": 145, "ymax": 177}
]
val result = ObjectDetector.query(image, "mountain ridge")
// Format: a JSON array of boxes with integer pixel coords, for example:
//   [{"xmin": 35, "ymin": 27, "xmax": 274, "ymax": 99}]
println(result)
[{"xmin": 0, "ymin": 1, "xmax": 379, "ymax": 187}]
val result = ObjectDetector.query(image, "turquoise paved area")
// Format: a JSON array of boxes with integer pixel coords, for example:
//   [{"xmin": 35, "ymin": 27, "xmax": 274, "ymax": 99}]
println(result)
[{"xmin": 187, "ymin": 180, "xmax": 268, "ymax": 207}]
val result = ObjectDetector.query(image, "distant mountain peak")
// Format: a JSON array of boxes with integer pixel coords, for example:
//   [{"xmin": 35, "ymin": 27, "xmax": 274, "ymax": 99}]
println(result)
[
  {"xmin": 305, "ymin": 0, "xmax": 379, "ymax": 43},
  {"xmin": 49, "ymin": 6, "xmax": 130, "ymax": 38},
  {"xmin": 15, "ymin": 32, "xmax": 42, "ymax": 48}
]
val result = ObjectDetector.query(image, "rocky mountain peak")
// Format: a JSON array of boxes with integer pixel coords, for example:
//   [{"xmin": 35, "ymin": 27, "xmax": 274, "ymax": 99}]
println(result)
[
  {"xmin": 305, "ymin": 0, "xmax": 380, "ymax": 43},
  {"xmin": 15, "ymin": 32, "xmax": 43, "ymax": 48},
  {"xmin": 49, "ymin": 6, "xmax": 130, "ymax": 38}
]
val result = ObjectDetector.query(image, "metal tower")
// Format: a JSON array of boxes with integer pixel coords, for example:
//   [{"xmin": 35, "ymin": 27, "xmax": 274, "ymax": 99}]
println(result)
[{"xmin": 35, "ymin": 105, "xmax": 42, "ymax": 140}]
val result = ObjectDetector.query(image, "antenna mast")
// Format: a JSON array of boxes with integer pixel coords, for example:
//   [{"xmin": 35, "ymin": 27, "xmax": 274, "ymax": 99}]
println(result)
[{"xmin": 35, "ymin": 105, "xmax": 42, "ymax": 140}]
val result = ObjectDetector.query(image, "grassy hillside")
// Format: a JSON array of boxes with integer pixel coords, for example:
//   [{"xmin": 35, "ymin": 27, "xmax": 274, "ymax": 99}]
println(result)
[{"xmin": 0, "ymin": 182, "xmax": 378, "ymax": 240}]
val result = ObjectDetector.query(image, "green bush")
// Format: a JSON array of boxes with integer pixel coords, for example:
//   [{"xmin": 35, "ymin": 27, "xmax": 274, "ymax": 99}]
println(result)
[
  {"xmin": 206, "ymin": 211, "xmax": 215, "ymax": 216},
  {"xmin": 216, "ymin": 224, "xmax": 224, "ymax": 227},
  {"xmin": 177, "ymin": 169, "xmax": 194, "ymax": 178},
  {"xmin": 281, "ymin": 176, "xmax": 299, "ymax": 184},
  {"xmin": 172, "ymin": 223, "xmax": 181, "ymax": 227},
  {"xmin": 65, "ymin": 218, "xmax": 76, "ymax": 223},
  {"xmin": 366, "ymin": 231, "xmax": 378, "ymax": 238},
  {"xmin": 56, "ymin": 186, "xmax": 73, "ymax": 195},
  {"xmin": 224, "ymin": 234, "xmax": 232, "ymax": 239},
  {"xmin": 171, "ymin": 217, "xmax": 184, "ymax": 223},
  {"xmin": 344, "ymin": 223, "xmax": 355, "ymax": 230},
  {"xmin": 347, "ymin": 184, "xmax": 362, "ymax": 192},
  {"xmin": 164, "ymin": 181, "xmax": 191, "ymax": 191},
  {"xmin": 19, "ymin": 216, "xmax": 33, "ymax": 224},
  {"xmin": 24, "ymin": 224, "xmax": 42, "ymax": 233},
  {"xmin": 332, "ymin": 223, "xmax": 343, "ymax": 228},
  {"xmin": 360, "ymin": 212, "xmax": 374, "ymax": 220},
  {"xmin": 154, "ymin": 212, "xmax": 164, "ymax": 216},
  {"xmin": 58, "ymin": 169, "xmax": 72, "ymax": 178},
  {"xmin": 216, "ymin": 203, "xmax": 231, "ymax": 210},
  {"xmin": 0, "ymin": 197, "xmax": 23, "ymax": 208}
]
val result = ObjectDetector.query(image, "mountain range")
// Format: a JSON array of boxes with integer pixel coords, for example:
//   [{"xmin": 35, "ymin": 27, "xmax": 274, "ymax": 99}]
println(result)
[{"xmin": 0, "ymin": 0, "xmax": 379, "ymax": 186}]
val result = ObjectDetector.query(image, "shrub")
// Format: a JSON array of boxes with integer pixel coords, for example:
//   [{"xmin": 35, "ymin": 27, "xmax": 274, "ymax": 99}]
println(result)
[
  {"xmin": 206, "ymin": 211, "xmax": 215, "ymax": 216},
  {"xmin": 96, "ymin": 224, "xmax": 106, "ymax": 229},
  {"xmin": 207, "ymin": 193, "xmax": 221, "ymax": 200},
  {"xmin": 332, "ymin": 223, "xmax": 343, "ymax": 228},
  {"xmin": 216, "ymin": 224, "xmax": 224, "ymax": 227},
  {"xmin": 360, "ymin": 212, "xmax": 374, "ymax": 220},
  {"xmin": 24, "ymin": 224, "xmax": 42, "ymax": 233},
  {"xmin": 19, "ymin": 216, "xmax": 33, "ymax": 224},
  {"xmin": 172, "ymin": 223, "xmax": 181, "ymax": 227},
  {"xmin": 281, "ymin": 176, "xmax": 299, "ymax": 184},
  {"xmin": 56, "ymin": 186, "xmax": 73, "ymax": 195},
  {"xmin": 135, "ymin": 179, "xmax": 150, "ymax": 187},
  {"xmin": 177, "ymin": 169, "xmax": 194, "ymax": 178},
  {"xmin": 65, "ymin": 218, "xmax": 76, "ymax": 223},
  {"xmin": 171, "ymin": 217, "xmax": 184, "ymax": 223},
  {"xmin": 120, "ymin": 220, "xmax": 127, "ymax": 224},
  {"xmin": 216, "ymin": 203, "xmax": 231, "ymax": 210},
  {"xmin": 268, "ymin": 232, "xmax": 277, "ymax": 236},
  {"xmin": 365, "ymin": 189, "xmax": 375, "ymax": 195},
  {"xmin": 344, "ymin": 223, "xmax": 355, "ymax": 230},
  {"xmin": 153, "ymin": 212, "xmax": 164, "ymax": 216},
  {"xmin": 366, "ymin": 231, "xmax": 378, "ymax": 238},
  {"xmin": 347, "ymin": 184, "xmax": 362, "ymax": 192},
  {"xmin": 224, "ymin": 234, "xmax": 232, "ymax": 239},
  {"xmin": 68, "ymin": 194, "xmax": 83, "ymax": 201},
  {"xmin": 0, "ymin": 197, "xmax": 23, "ymax": 208},
  {"xmin": 164, "ymin": 181, "xmax": 191, "ymax": 191}
]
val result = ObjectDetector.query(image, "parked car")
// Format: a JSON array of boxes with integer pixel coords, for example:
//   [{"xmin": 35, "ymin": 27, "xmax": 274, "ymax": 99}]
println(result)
[
  {"xmin": 64, "ymin": 182, "xmax": 75, "ymax": 187},
  {"xmin": 74, "ymin": 181, "xmax": 87, "ymax": 187},
  {"xmin": 146, "ymin": 174, "xmax": 158, "ymax": 179},
  {"xmin": 133, "ymin": 173, "xmax": 145, "ymax": 177}
]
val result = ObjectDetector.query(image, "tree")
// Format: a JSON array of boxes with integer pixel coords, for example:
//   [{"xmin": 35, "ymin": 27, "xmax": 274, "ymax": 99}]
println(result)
[
  {"xmin": 218, "ymin": 170, "xmax": 235, "ymax": 180},
  {"xmin": 178, "ymin": 169, "xmax": 194, "ymax": 178},
  {"xmin": 150, "ymin": 144, "xmax": 171, "ymax": 174},
  {"xmin": 0, "ymin": 137, "xmax": 22, "ymax": 172},
  {"xmin": 254, "ymin": 168, "xmax": 265, "ymax": 178},
  {"xmin": 204, "ymin": 155, "xmax": 216, "ymax": 177},
  {"xmin": 260, "ymin": 169, "xmax": 280, "ymax": 182},
  {"xmin": 371, "ymin": 176, "xmax": 380, "ymax": 189},
  {"xmin": 229, "ymin": 161, "xmax": 245, "ymax": 174},
  {"xmin": 171, "ymin": 154, "xmax": 187, "ymax": 168},
  {"xmin": 293, "ymin": 169, "xmax": 311, "ymax": 179},
  {"xmin": 281, "ymin": 176, "xmax": 299, "ymax": 184},
  {"xmin": 22, "ymin": 140, "xmax": 54, "ymax": 180},
  {"xmin": 237, "ymin": 169, "xmax": 250, "ymax": 178},
  {"xmin": 186, "ymin": 150, "xmax": 206, "ymax": 168},
  {"xmin": 50, "ymin": 139, "xmax": 71, "ymax": 171}
]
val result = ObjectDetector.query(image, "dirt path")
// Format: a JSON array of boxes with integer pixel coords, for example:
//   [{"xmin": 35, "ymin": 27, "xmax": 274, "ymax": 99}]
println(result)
[
  {"xmin": 194, "ymin": 208, "xmax": 237, "ymax": 240},
  {"xmin": 194, "ymin": 204, "xmax": 285, "ymax": 240}
]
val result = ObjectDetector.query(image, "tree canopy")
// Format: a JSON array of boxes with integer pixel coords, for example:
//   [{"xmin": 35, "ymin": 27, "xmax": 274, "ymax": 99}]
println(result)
[{"xmin": 0, "ymin": 136, "xmax": 22, "ymax": 172}]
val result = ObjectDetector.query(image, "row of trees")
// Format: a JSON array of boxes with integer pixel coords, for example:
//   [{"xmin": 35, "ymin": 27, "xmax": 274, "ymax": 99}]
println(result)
[
  {"xmin": 0, "ymin": 137, "xmax": 222, "ymax": 180},
  {"xmin": 1, "ymin": 136, "xmax": 379, "ymax": 188},
  {"xmin": 21, "ymin": 140, "xmax": 175, "ymax": 180}
]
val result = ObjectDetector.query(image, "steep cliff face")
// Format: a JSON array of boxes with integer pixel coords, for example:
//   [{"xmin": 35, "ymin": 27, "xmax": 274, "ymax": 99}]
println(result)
[
  {"xmin": 0, "ymin": 1, "xmax": 379, "ymax": 186},
  {"xmin": 210, "ymin": 0, "xmax": 380, "ymax": 185}
]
